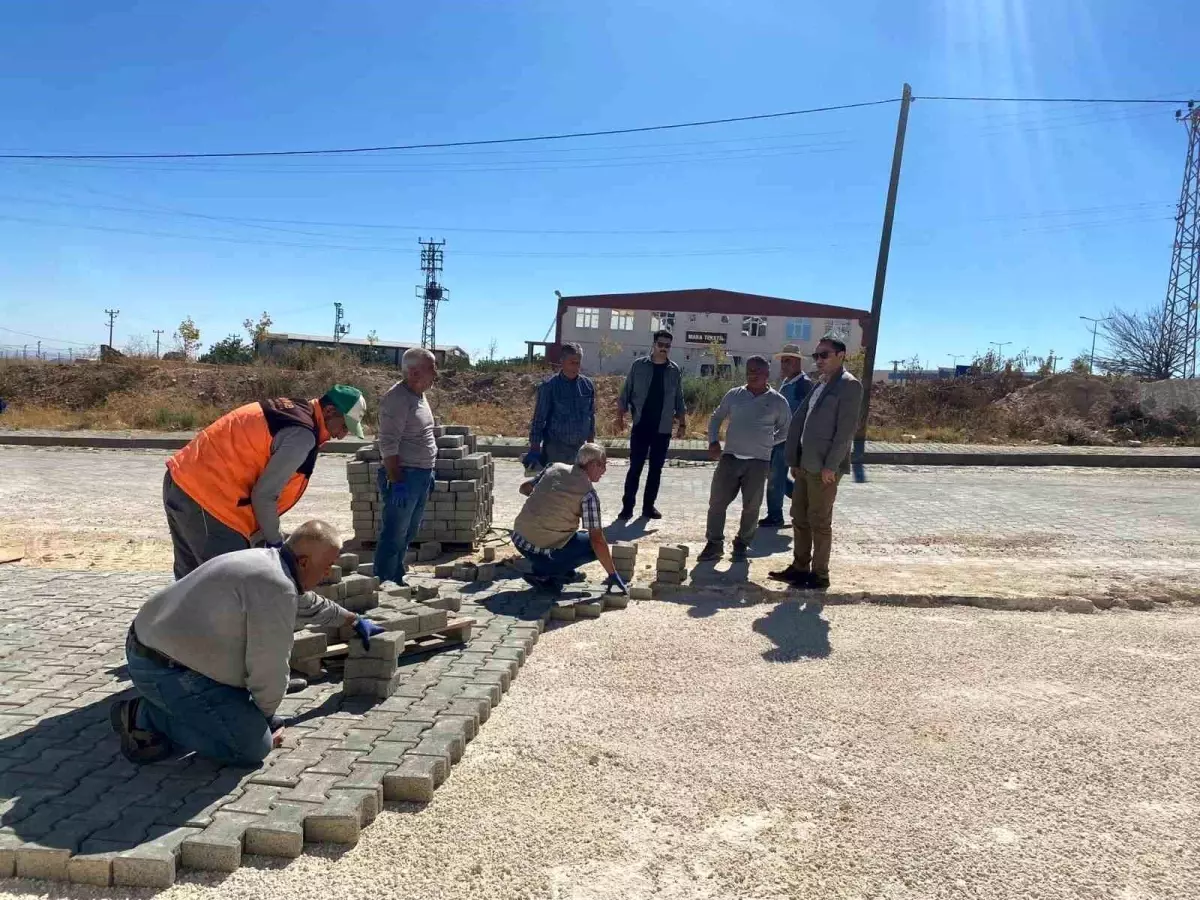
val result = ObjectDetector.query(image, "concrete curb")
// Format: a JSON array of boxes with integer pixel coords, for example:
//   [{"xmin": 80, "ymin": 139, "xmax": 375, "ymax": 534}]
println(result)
[{"xmin": 0, "ymin": 431, "xmax": 1196, "ymax": 468}]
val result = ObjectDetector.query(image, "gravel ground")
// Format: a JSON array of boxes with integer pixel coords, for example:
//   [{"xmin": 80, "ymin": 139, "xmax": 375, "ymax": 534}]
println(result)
[{"xmin": 4, "ymin": 600, "xmax": 1197, "ymax": 899}]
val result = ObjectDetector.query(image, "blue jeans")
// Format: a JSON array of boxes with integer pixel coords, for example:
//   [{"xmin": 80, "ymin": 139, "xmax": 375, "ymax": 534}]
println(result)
[
  {"xmin": 375, "ymin": 467, "xmax": 433, "ymax": 584},
  {"xmin": 765, "ymin": 443, "xmax": 795, "ymax": 522},
  {"xmin": 126, "ymin": 634, "xmax": 272, "ymax": 767},
  {"xmin": 517, "ymin": 532, "xmax": 597, "ymax": 581}
]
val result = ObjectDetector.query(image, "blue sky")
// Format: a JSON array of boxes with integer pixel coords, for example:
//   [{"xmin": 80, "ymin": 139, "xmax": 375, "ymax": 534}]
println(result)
[{"xmin": 0, "ymin": 0, "xmax": 1194, "ymax": 368}]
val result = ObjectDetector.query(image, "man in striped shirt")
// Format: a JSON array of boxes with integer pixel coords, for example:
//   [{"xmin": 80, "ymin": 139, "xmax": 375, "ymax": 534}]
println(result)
[{"xmin": 511, "ymin": 443, "xmax": 626, "ymax": 594}]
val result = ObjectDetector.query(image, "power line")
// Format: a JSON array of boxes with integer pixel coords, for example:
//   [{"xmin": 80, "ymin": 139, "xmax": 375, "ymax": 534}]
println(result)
[
  {"xmin": 0, "ymin": 99, "xmax": 900, "ymax": 161},
  {"xmin": 0, "ymin": 325, "xmax": 93, "ymax": 346},
  {"xmin": 918, "ymin": 95, "xmax": 1192, "ymax": 104}
]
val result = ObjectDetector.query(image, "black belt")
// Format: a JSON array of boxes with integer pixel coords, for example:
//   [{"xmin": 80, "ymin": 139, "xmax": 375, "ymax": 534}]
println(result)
[{"xmin": 127, "ymin": 625, "xmax": 183, "ymax": 669}]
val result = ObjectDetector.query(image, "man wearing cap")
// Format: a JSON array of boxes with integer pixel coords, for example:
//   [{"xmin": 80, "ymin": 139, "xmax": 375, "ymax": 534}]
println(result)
[
  {"xmin": 374, "ymin": 347, "xmax": 439, "ymax": 586},
  {"xmin": 769, "ymin": 335, "xmax": 862, "ymax": 590},
  {"xmin": 759, "ymin": 343, "xmax": 813, "ymax": 528},
  {"xmin": 162, "ymin": 384, "xmax": 366, "ymax": 580}
]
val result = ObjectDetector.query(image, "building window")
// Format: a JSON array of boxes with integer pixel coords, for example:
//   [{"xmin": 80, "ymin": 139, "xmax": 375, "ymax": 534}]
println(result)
[
  {"xmin": 824, "ymin": 319, "xmax": 851, "ymax": 341},
  {"xmin": 610, "ymin": 309, "xmax": 635, "ymax": 331},
  {"xmin": 575, "ymin": 307, "xmax": 599, "ymax": 329},
  {"xmin": 650, "ymin": 311, "xmax": 676, "ymax": 334},
  {"xmin": 732, "ymin": 356, "xmax": 743, "ymax": 368},
  {"xmin": 742, "ymin": 315, "xmax": 767, "ymax": 338},
  {"xmin": 786, "ymin": 318, "xmax": 811, "ymax": 341},
  {"xmin": 717, "ymin": 364, "xmax": 733, "ymax": 378},
  {"xmin": 700, "ymin": 364, "xmax": 715, "ymax": 376}
]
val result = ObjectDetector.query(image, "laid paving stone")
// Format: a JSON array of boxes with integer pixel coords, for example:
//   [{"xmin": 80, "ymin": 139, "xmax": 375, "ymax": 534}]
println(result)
[{"xmin": 0, "ymin": 567, "xmax": 561, "ymax": 887}]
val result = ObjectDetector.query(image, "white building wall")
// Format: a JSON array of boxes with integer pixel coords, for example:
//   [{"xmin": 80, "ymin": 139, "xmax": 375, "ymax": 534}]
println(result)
[{"xmin": 560, "ymin": 306, "xmax": 864, "ymax": 378}]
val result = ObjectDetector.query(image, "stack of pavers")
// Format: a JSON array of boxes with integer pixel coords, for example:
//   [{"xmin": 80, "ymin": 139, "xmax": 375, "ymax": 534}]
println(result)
[
  {"xmin": 289, "ymin": 550, "xmax": 466, "ymax": 681},
  {"xmin": 343, "ymin": 632, "xmax": 405, "ymax": 698},
  {"xmin": 655, "ymin": 544, "xmax": 690, "ymax": 587},
  {"xmin": 344, "ymin": 424, "xmax": 495, "ymax": 555}
]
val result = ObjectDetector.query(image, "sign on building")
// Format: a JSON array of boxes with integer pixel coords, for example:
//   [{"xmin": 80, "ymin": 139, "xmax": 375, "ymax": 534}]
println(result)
[{"xmin": 686, "ymin": 331, "xmax": 727, "ymax": 345}]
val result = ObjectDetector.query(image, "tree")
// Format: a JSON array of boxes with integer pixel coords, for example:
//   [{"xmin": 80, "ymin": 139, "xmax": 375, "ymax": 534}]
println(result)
[
  {"xmin": 174, "ymin": 317, "xmax": 201, "ymax": 360},
  {"xmin": 122, "ymin": 334, "xmax": 153, "ymax": 357},
  {"xmin": 366, "ymin": 329, "xmax": 379, "ymax": 346},
  {"xmin": 200, "ymin": 334, "xmax": 254, "ymax": 365},
  {"xmin": 243, "ymin": 311, "xmax": 273, "ymax": 347},
  {"xmin": 1094, "ymin": 305, "xmax": 1188, "ymax": 381},
  {"xmin": 1070, "ymin": 352, "xmax": 1091, "ymax": 375},
  {"xmin": 597, "ymin": 336, "xmax": 623, "ymax": 373},
  {"xmin": 486, "ymin": 337, "xmax": 499, "ymax": 361},
  {"xmin": 705, "ymin": 338, "xmax": 729, "ymax": 375}
]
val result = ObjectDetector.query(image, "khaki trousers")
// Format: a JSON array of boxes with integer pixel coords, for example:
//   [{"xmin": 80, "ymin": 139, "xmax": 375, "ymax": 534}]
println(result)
[{"xmin": 790, "ymin": 469, "xmax": 841, "ymax": 576}]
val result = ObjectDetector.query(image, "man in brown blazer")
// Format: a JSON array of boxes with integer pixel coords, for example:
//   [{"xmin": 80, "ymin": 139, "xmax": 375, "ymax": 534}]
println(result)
[{"xmin": 768, "ymin": 335, "xmax": 863, "ymax": 590}]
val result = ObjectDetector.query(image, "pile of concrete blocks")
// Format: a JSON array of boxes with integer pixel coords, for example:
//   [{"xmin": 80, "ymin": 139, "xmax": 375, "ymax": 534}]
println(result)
[
  {"xmin": 310, "ymin": 553, "xmax": 380, "ymax": 614},
  {"xmin": 611, "ymin": 542, "xmax": 638, "ymax": 583},
  {"xmin": 655, "ymin": 544, "xmax": 690, "ymax": 585},
  {"xmin": 343, "ymin": 632, "xmax": 405, "ymax": 698},
  {"xmin": 344, "ymin": 425, "xmax": 495, "ymax": 553}
]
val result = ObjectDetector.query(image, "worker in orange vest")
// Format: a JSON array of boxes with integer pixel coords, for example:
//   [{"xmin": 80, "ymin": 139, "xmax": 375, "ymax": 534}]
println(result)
[{"xmin": 162, "ymin": 385, "xmax": 366, "ymax": 579}]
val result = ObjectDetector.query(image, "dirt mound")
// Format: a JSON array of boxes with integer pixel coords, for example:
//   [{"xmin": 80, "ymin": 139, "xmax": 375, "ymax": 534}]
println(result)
[{"xmin": 990, "ymin": 374, "xmax": 1142, "ymax": 445}]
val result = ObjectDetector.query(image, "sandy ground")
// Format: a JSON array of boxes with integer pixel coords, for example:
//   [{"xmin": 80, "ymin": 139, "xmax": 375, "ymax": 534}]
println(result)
[
  {"xmin": 2, "ymin": 446, "xmax": 1197, "ymax": 602},
  {"xmin": 3, "ymin": 600, "xmax": 1198, "ymax": 899}
]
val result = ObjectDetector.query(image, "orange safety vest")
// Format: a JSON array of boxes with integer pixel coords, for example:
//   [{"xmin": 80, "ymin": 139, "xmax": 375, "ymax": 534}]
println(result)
[{"xmin": 165, "ymin": 398, "xmax": 330, "ymax": 538}]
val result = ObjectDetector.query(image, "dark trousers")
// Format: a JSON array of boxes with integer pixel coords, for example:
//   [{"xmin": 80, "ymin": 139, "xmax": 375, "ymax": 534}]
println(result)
[
  {"xmin": 543, "ymin": 438, "xmax": 583, "ymax": 467},
  {"xmin": 162, "ymin": 471, "xmax": 249, "ymax": 581},
  {"xmin": 622, "ymin": 427, "xmax": 671, "ymax": 514},
  {"xmin": 516, "ymin": 532, "xmax": 597, "ymax": 580}
]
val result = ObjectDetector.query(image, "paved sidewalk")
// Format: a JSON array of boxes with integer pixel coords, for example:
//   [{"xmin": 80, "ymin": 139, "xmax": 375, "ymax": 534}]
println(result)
[{"xmin": 1, "ymin": 428, "xmax": 1196, "ymax": 467}]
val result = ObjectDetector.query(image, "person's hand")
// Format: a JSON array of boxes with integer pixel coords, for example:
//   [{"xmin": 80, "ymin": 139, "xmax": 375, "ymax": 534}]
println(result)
[
  {"xmin": 272, "ymin": 728, "xmax": 285, "ymax": 748},
  {"xmin": 708, "ymin": 442, "xmax": 722, "ymax": 462},
  {"xmin": 603, "ymin": 571, "xmax": 628, "ymax": 595},
  {"xmin": 821, "ymin": 468, "xmax": 836, "ymax": 486},
  {"xmin": 521, "ymin": 450, "xmax": 543, "ymax": 471},
  {"xmin": 384, "ymin": 479, "xmax": 408, "ymax": 508},
  {"xmin": 790, "ymin": 467, "xmax": 801, "ymax": 480},
  {"xmin": 676, "ymin": 420, "xmax": 686, "ymax": 438},
  {"xmin": 352, "ymin": 616, "xmax": 386, "ymax": 650}
]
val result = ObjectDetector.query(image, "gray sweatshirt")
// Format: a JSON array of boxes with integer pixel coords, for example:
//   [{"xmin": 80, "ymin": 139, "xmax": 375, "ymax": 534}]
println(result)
[
  {"xmin": 707, "ymin": 386, "xmax": 792, "ymax": 462},
  {"xmin": 133, "ymin": 548, "xmax": 352, "ymax": 717},
  {"xmin": 378, "ymin": 381, "xmax": 437, "ymax": 469},
  {"xmin": 251, "ymin": 427, "xmax": 317, "ymax": 545}
]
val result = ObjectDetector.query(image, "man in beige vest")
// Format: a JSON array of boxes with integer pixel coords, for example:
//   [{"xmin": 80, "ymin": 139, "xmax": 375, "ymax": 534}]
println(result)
[{"xmin": 511, "ymin": 443, "xmax": 627, "ymax": 594}]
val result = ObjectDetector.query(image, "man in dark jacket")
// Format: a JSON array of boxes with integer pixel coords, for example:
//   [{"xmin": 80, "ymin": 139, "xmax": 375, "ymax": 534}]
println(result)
[
  {"xmin": 616, "ymin": 330, "xmax": 686, "ymax": 520},
  {"xmin": 769, "ymin": 336, "xmax": 863, "ymax": 590}
]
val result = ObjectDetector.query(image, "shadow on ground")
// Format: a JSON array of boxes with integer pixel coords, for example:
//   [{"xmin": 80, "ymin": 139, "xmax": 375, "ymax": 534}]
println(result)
[{"xmin": 753, "ymin": 600, "xmax": 832, "ymax": 661}]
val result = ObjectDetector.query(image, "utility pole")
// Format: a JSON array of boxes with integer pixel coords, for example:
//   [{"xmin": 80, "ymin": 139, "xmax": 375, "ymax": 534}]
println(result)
[
  {"xmin": 1162, "ymin": 102, "xmax": 1200, "ymax": 378},
  {"xmin": 854, "ymin": 83, "xmax": 913, "ymax": 482},
  {"xmin": 1080, "ymin": 316, "xmax": 1111, "ymax": 374},
  {"xmin": 152, "ymin": 329, "xmax": 165, "ymax": 359},
  {"xmin": 333, "ymin": 302, "xmax": 350, "ymax": 343},
  {"xmin": 36, "ymin": 341, "xmax": 41, "ymax": 360},
  {"xmin": 949, "ymin": 353, "xmax": 964, "ymax": 368},
  {"xmin": 989, "ymin": 341, "xmax": 1011, "ymax": 369},
  {"xmin": 417, "ymin": 238, "xmax": 448, "ymax": 351},
  {"xmin": 104, "ymin": 309, "xmax": 119, "ymax": 349}
]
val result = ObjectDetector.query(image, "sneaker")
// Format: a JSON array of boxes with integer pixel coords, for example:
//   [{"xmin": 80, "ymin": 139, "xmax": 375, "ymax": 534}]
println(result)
[
  {"xmin": 109, "ymin": 698, "xmax": 172, "ymax": 764},
  {"xmin": 522, "ymin": 573, "xmax": 565, "ymax": 594},
  {"xmin": 642, "ymin": 507, "xmax": 663, "ymax": 520},
  {"xmin": 758, "ymin": 516, "xmax": 786, "ymax": 528},
  {"xmin": 696, "ymin": 541, "xmax": 723, "ymax": 562},
  {"xmin": 767, "ymin": 565, "xmax": 812, "ymax": 587},
  {"xmin": 731, "ymin": 541, "xmax": 749, "ymax": 562}
]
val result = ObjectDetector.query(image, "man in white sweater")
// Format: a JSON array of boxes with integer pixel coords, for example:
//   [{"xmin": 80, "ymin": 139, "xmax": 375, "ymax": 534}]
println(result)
[
  {"xmin": 698, "ymin": 356, "xmax": 791, "ymax": 563},
  {"xmin": 112, "ymin": 520, "xmax": 384, "ymax": 766}
]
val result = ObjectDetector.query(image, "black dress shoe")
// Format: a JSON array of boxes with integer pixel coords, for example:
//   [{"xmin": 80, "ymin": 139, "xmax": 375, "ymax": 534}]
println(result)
[
  {"xmin": 616, "ymin": 507, "xmax": 633, "ymax": 521},
  {"xmin": 730, "ymin": 541, "xmax": 749, "ymax": 562},
  {"xmin": 642, "ymin": 507, "xmax": 663, "ymax": 519},
  {"xmin": 758, "ymin": 516, "xmax": 786, "ymax": 528},
  {"xmin": 767, "ymin": 565, "xmax": 812, "ymax": 587}
]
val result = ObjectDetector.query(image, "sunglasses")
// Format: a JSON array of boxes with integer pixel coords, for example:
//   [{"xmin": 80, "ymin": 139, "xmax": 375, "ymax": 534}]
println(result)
[{"xmin": 812, "ymin": 350, "xmax": 838, "ymax": 360}]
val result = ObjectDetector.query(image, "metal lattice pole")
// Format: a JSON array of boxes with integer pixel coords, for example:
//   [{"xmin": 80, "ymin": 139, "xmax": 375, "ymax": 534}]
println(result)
[
  {"xmin": 1164, "ymin": 104, "xmax": 1200, "ymax": 379},
  {"xmin": 417, "ymin": 239, "xmax": 447, "ymax": 351}
]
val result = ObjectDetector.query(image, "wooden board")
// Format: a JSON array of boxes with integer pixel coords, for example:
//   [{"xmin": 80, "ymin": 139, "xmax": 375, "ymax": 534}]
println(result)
[
  {"xmin": 318, "ymin": 616, "xmax": 474, "ymax": 662},
  {"xmin": 0, "ymin": 546, "xmax": 23, "ymax": 565}
]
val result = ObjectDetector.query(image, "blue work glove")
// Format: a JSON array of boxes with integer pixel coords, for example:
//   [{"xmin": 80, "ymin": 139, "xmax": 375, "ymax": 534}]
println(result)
[
  {"xmin": 378, "ymin": 467, "xmax": 409, "ymax": 508},
  {"xmin": 603, "ymin": 572, "xmax": 628, "ymax": 595},
  {"xmin": 352, "ymin": 616, "xmax": 386, "ymax": 651},
  {"xmin": 521, "ymin": 451, "xmax": 544, "ymax": 472}
]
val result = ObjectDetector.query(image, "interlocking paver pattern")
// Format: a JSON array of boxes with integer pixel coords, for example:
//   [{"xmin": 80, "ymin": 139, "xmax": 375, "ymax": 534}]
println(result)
[{"xmin": 0, "ymin": 567, "xmax": 575, "ymax": 886}]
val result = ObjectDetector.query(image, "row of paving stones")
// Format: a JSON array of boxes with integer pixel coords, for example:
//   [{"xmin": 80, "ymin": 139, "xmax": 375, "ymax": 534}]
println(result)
[{"xmin": 0, "ymin": 568, "xmax": 571, "ymax": 888}]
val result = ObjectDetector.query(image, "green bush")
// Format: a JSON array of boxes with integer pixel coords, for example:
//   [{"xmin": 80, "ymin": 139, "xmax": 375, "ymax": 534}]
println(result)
[{"xmin": 682, "ymin": 374, "xmax": 739, "ymax": 414}]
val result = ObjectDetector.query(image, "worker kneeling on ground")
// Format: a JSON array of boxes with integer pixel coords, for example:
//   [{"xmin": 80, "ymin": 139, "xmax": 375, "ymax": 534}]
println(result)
[
  {"xmin": 112, "ymin": 520, "xmax": 385, "ymax": 766},
  {"xmin": 162, "ymin": 385, "xmax": 367, "ymax": 580},
  {"xmin": 511, "ymin": 442, "xmax": 628, "ymax": 595}
]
